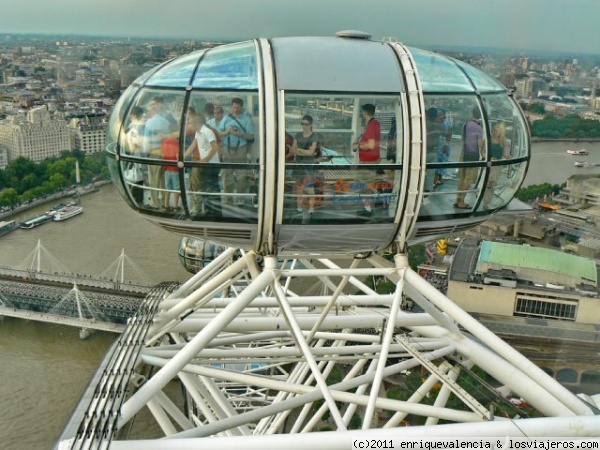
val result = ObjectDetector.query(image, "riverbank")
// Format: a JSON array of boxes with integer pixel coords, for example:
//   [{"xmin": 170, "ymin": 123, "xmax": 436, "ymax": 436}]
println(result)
[{"xmin": 0, "ymin": 180, "xmax": 112, "ymax": 222}]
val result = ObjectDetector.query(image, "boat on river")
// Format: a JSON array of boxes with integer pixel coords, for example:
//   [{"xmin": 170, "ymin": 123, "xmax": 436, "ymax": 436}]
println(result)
[
  {"xmin": 0, "ymin": 220, "xmax": 18, "ymax": 237},
  {"xmin": 52, "ymin": 205, "xmax": 83, "ymax": 222},
  {"xmin": 20, "ymin": 213, "xmax": 52, "ymax": 229},
  {"xmin": 567, "ymin": 149, "xmax": 589, "ymax": 155}
]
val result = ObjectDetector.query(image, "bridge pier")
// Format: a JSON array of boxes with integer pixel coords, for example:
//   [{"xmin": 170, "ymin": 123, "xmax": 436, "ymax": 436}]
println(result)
[{"xmin": 79, "ymin": 328, "xmax": 90, "ymax": 340}]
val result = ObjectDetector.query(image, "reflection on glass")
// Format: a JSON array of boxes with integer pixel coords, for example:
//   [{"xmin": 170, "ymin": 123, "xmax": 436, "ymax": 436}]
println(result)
[
  {"xmin": 424, "ymin": 105, "xmax": 454, "ymax": 191},
  {"xmin": 478, "ymin": 161, "xmax": 527, "ymax": 212},
  {"xmin": 409, "ymin": 47, "xmax": 474, "ymax": 92},
  {"xmin": 455, "ymin": 106, "xmax": 485, "ymax": 209},
  {"xmin": 146, "ymin": 50, "xmax": 205, "ymax": 87},
  {"xmin": 107, "ymin": 85, "xmax": 138, "ymax": 154},
  {"xmin": 179, "ymin": 236, "xmax": 226, "ymax": 274},
  {"xmin": 107, "ymin": 157, "xmax": 127, "ymax": 199},
  {"xmin": 282, "ymin": 93, "xmax": 401, "ymax": 224},
  {"xmin": 454, "ymin": 59, "xmax": 506, "ymax": 92},
  {"xmin": 419, "ymin": 180, "xmax": 483, "ymax": 218},
  {"xmin": 193, "ymin": 42, "xmax": 258, "ymax": 89},
  {"xmin": 120, "ymin": 160, "xmax": 145, "ymax": 206}
]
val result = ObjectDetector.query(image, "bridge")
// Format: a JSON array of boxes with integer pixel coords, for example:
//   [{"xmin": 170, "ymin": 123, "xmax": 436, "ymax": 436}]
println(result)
[
  {"xmin": 0, "ymin": 240, "xmax": 159, "ymax": 337},
  {"xmin": 0, "ymin": 306, "xmax": 125, "ymax": 334}
]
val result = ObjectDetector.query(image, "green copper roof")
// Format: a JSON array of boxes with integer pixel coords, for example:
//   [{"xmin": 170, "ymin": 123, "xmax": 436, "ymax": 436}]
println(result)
[{"xmin": 478, "ymin": 241, "xmax": 597, "ymax": 284}]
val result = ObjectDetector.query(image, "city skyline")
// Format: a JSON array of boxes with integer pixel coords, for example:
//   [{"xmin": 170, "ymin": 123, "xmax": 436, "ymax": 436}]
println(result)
[{"xmin": 1, "ymin": 0, "xmax": 599, "ymax": 54}]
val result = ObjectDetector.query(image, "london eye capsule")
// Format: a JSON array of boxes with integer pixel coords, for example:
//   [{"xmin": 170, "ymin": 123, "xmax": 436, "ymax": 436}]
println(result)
[{"xmin": 107, "ymin": 32, "xmax": 530, "ymax": 255}]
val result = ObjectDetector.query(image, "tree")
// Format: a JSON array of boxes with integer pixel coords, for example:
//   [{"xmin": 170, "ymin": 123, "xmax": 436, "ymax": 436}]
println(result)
[
  {"xmin": 20, "ymin": 190, "xmax": 36, "ymax": 204},
  {"xmin": 49, "ymin": 173, "xmax": 67, "ymax": 191},
  {"xmin": 0, "ymin": 188, "xmax": 19, "ymax": 207},
  {"xmin": 530, "ymin": 103, "xmax": 545, "ymax": 115}
]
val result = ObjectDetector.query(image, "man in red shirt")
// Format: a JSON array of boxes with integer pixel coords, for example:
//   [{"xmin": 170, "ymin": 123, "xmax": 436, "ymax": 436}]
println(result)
[
  {"xmin": 353, "ymin": 104, "xmax": 380, "ymax": 162},
  {"xmin": 352, "ymin": 104, "xmax": 381, "ymax": 217}
]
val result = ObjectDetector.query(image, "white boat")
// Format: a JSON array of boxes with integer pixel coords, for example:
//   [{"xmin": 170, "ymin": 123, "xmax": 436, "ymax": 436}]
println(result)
[
  {"xmin": 567, "ymin": 149, "xmax": 588, "ymax": 155},
  {"xmin": 52, "ymin": 205, "xmax": 83, "ymax": 222},
  {"xmin": 574, "ymin": 161, "xmax": 589, "ymax": 167}
]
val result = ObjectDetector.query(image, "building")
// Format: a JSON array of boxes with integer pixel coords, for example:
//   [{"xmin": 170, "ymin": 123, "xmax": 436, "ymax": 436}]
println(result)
[
  {"xmin": 447, "ymin": 239, "xmax": 599, "ymax": 324},
  {"xmin": 0, "ymin": 147, "xmax": 7, "ymax": 169},
  {"xmin": 68, "ymin": 113, "xmax": 106, "ymax": 155},
  {"xmin": 515, "ymin": 78, "xmax": 533, "ymax": 99},
  {"xmin": 0, "ymin": 106, "xmax": 72, "ymax": 162},
  {"xmin": 564, "ymin": 175, "xmax": 600, "ymax": 207},
  {"xmin": 466, "ymin": 213, "xmax": 559, "ymax": 246}
]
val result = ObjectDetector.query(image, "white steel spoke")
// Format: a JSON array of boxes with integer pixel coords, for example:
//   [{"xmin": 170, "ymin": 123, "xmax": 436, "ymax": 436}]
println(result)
[{"xmin": 61, "ymin": 251, "xmax": 597, "ymax": 450}]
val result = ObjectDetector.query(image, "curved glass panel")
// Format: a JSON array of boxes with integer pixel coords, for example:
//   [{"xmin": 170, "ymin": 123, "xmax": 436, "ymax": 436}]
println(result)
[
  {"xmin": 420, "ymin": 95, "xmax": 486, "ymax": 218},
  {"xmin": 118, "ymin": 88, "xmax": 186, "ymax": 214},
  {"xmin": 282, "ymin": 93, "xmax": 402, "ymax": 225},
  {"xmin": 178, "ymin": 236, "xmax": 226, "ymax": 274},
  {"xmin": 454, "ymin": 59, "xmax": 506, "ymax": 92},
  {"xmin": 146, "ymin": 50, "xmax": 205, "ymax": 87},
  {"xmin": 193, "ymin": 41, "xmax": 258, "ymax": 89},
  {"xmin": 183, "ymin": 91, "xmax": 260, "ymax": 223},
  {"xmin": 106, "ymin": 84, "xmax": 138, "ymax": 155},
  {"xmin": 107, "ymin": 156, "xmax": 127, "ymax": 199},
  {"xmin": 482, "ymin": 94, "xmax": 529, "ymax": 160},
  {"xmin": 120, "ymin": 159, "xmax": 145, "ymax": 208},
  {"xmin": 479, "ymin": 161, "xmax": 527, "ymax": 211},
  {"xmin": 410, "ymin": 47, "xmax": 474, "ymax": 92},
  {"xmin": 131, "ymin": 61, "xmax": 167, "ymax": 86}
]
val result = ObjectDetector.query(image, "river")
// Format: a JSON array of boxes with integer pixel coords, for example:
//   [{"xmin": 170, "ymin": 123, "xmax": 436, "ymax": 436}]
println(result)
[
  {"xmin": 1, "ymin": 141, "xmax": 600, "ymax": 450},
  {"xmin": 0, "ymin": 183, "xmax": 189, "ymax": 450},
  {"xmin": 524, "ymin": 140, "xmax": 600, "ymax": 186}
]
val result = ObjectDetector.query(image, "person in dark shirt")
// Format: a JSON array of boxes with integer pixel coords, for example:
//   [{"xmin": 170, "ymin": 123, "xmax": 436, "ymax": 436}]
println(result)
[{"xmin": 291, "ymin": 115, "xmax": 320, "ymax": 216}]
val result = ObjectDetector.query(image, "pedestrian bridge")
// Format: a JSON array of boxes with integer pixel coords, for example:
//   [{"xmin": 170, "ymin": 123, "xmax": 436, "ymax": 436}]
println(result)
[
  {"xmin": 0, "ymin": 241, "xmax": 160, "ymax": 337},
  {"xmin": 0, "ymin": 305, "xmax": 125, "ymax": 333}
]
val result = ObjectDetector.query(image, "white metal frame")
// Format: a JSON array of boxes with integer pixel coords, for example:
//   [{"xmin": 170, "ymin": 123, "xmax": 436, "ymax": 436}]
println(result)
[{"xmin": 60, "ymin": 250, "xmax": 598, "ymax": 449}]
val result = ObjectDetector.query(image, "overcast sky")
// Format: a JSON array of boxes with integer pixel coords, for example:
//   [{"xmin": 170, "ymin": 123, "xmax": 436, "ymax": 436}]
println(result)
[{"xmin": 1, "ymin": 0, "xmax": 599, "ymax": 54}]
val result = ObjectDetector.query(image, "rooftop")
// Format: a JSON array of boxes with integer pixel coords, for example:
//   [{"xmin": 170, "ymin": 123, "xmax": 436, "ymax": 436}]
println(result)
[{"xmin": 478, "ymin": 240, "xmax": 597, "ymax": 284}]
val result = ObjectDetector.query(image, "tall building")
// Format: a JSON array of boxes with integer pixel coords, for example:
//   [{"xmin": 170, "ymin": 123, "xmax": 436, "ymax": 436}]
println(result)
[
  {"xmin": 515, "ymin": 78, "xmax": 533, "ymax": 99},
  {"xmin": 0, "ymin": 147, "xmax": 8, "ymax": 169},
  {"xmin": 68, "ymin": 114, "xmax": 106, "ymax": 155},
  {"xmin": 0, "ymin": 106, "xmax": 72, "ymax": 162}
]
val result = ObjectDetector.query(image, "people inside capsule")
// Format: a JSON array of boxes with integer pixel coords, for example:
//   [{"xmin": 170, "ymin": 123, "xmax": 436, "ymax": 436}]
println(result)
[
  {"xmin": 161, "ymin": 133, "xmax": 180, "ymax": 211},
  {"xmin": 204, "ymin": 102, "xmax": 215, "ymax": 122},
  {"xmin": 425, "ymin": 106, "xmax": 453, "ymax": 192},
  {"xmin": 482, "ymin": 121, "xmax": 508, "ymax": 210},
  {"xmin": 184, "ymin": 111, "xmax": 221, "ymax": 216},
  {"xmin": 433, "ymin": 109, "xmax": 453, "ymax": 187},
  {"xmin": 124, "ymin": 106, "xmax": 146, "ymax": 204},
  {"xmin": 220, "ymin": 97, "xmax": 255, "ymax": 206},
  {"xmin": 454, "ymin": 106, "xmax": 485, "ymax": 210},
  {"xmin": 206, "ymin": 105, "xmax": 225, "ymax": 142},
  {"xmin": 352, "ymin": 103, "xmax": 380, "ymax": 217},
  {"xmin": 143, "ymin": 97, "xmax": 173, "ymax": 209},
  {"xmin": 290, "ymin": 115, "xmax": 321, "ymax": 218}
]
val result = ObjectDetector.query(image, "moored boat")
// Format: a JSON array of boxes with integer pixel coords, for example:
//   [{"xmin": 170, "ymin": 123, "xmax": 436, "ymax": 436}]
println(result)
[
  {"xmin": 20, "ymin": 213, "xmax": 52, "ymax": 229},
  {"xmin": 52, "ymin": 205, "xmax": 83, "ymax": 222},
  {"xmin": 0, "ymin": 219, "xmax": 18, "ymax": 237}
]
